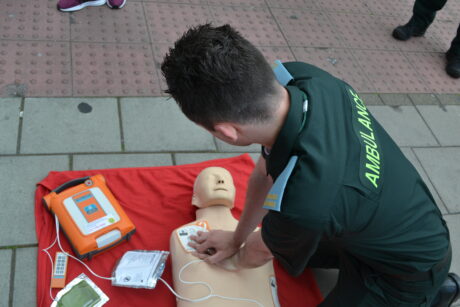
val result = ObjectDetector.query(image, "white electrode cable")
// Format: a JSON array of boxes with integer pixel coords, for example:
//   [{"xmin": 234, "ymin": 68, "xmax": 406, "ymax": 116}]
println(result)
[
  {"xmin": 159, "ymin": 259, "xmax": 265, "ymax": 307},
  {"xmin": 42, "ymin": 233, "xmax": 59, "ymax": 301},
  {"xmin": 42, "ymin": 215, "xmax": 114, "ymax": 301},
  {"xmin": 54, "ymin": 215, "xmax": 114, "ymax": 281},
  {"xmin": 43, "ymin": 215, "xmax": 264, "ymax": 306}
]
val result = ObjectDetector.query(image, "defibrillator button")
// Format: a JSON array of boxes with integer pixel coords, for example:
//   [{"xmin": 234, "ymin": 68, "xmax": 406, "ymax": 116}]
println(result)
[{"xmin": 96, "ymin": 229, "xmax": 121, "ymax": 248}]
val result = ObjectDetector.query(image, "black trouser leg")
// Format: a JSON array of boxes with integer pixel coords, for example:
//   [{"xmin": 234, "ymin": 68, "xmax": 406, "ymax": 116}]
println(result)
[
  {"xmin": 412, "ymin": 0, "xmax": 448, "ymax": 28},
  {"xmin": 312, "ymin": 251, "xmax": 388, "ymax": 306},
  {"xmin": 448, "ymin": 24, "xmax": 460, "ymax": 56},
  {"xmin": 307, "ymin": 243, "xmax": 386, "ymax": 306}
]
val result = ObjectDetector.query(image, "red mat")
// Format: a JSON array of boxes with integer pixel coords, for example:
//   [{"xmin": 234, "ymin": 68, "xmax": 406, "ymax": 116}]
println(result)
[{"xmin": 35, "ymin": 154, "xmax": 323, "ymax": 307}]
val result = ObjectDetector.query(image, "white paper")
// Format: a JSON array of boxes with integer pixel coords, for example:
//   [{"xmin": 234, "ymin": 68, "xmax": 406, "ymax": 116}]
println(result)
[{"xmin": 113, "ymin": 251, "xmax": 161, "ymax": 288}]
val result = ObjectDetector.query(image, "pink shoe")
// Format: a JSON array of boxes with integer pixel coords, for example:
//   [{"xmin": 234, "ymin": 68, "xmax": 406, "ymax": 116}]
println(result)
[
  {"xmin": 57, "ymin": 0, "xmax": 106, "ymax": 12},
  {"xmin": 107, "ymin": 0, "xmax": 126, "ymax": 9}
]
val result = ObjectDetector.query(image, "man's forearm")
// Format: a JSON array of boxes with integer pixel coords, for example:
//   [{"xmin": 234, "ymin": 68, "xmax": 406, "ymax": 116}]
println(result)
[
  {"xmin": 233, "ymin": 156, "xmax": 273, "ymax": 247},
  {"xmin": 235, "ymin": 230, "xmax": 273, "ymax": 269}
]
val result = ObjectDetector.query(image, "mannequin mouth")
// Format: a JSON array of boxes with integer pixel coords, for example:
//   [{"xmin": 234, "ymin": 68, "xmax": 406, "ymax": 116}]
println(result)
[{"xmin": 214, "ymin": 188, "xmax": 227, "ymax": 191}]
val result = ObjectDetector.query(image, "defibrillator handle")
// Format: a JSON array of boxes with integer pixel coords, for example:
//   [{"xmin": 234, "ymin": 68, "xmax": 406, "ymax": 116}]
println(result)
[{"xmin": 52, "ymin": 176, "xmax": 91, "ymax": 194}]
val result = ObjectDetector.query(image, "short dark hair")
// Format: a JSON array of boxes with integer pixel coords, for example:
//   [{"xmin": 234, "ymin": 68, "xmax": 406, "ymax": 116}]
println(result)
[{"xmin": 161, "ymin": 24, "xmax": 280, "ymax": 130}]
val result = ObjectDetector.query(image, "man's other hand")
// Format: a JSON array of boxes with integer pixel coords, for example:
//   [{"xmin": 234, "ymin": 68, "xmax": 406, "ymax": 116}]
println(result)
[{"xmin": 189, "ymin": 229, "xmax": 240, "ymax": 264}]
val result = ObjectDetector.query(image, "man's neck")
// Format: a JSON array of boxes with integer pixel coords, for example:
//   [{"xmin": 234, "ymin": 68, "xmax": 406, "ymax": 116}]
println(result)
[
  {"xmin": 221, "ymin": 85, "xmax": 291, "ymax": 149},
  {"xmin": 261, "ymin": 86, "xmax": 290, "ymax": 149}
]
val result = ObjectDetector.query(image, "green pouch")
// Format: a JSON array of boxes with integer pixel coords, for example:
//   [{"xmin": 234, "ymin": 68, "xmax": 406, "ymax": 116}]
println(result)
[{"xmin": 57, "ymin": 280, "xmax": 101, "ymax": 307}]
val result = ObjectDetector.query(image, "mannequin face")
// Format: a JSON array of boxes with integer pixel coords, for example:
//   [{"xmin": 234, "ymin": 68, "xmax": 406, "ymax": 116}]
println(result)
[{"xmin": 192, "ymin": 167, "xmax": 236, "ymax": 208}]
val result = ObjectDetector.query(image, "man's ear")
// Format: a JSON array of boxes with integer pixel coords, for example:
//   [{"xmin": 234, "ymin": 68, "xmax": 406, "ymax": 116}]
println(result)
[{"xmin": 214, "ymin": 123, "xmax": 239, "ymax": 143}]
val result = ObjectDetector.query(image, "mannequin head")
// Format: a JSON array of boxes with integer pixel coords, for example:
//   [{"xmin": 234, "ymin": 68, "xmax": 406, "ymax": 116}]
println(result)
[{"xmin": 192, "ymin": 167, "xmax": 236, "ymax": 209}]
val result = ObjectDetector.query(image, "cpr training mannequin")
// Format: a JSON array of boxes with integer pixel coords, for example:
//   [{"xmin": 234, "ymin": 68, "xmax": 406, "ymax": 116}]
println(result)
[{"xmin": 169, "ymin": 167, "xmax": 279, "ymax": 307}]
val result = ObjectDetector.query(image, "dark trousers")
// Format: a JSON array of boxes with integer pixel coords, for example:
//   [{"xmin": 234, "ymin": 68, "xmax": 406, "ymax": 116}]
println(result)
[
  {"xmin": 307, "ymin": 242, "xmax": 448, "ymax": 307},
  {"xmin": 413, "ymin": 0, "xmax": 460, "ymax": 54}
]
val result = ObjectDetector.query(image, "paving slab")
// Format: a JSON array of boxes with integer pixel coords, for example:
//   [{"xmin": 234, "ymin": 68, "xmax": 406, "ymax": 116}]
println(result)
[
  {"xmin": 175, "ymin": 153, "xmax": 245, "ymax": 165},
  {"xmin": 409, "ymin": 93, "xmax": 441, "ymax": 105},
  {"xmin": 144, "ymin": 2, "xmax": 212, "ymax": 44},
  {"xmin": 0, "ymin": 0, "xmax": 69, "ymax": 41},
  {"xmin": 379, "ymin": 93, "xmax": 413, "ymax": 106},
  {"xmin": 0, "ymin": 155, "xmax": 68, "ymax": 246},
  {"xmin": 405, "ymin": 52, "xmax": 460, "ymax": 94},
  {"xmin": 353, "ymin": 50, "xmax": 430, "ymax": 93},
  {"xmin": 215, "ymin": 139, "xmax": 261, "ymax": 153},
  {"xmin": 414, "ymin": 148, "xmax": 460, "ymax": 213},
  {"xmin": 408, "ymin": 93, "xmax": 441, "ymax": 105},
  {"xmin": 291, "ymin": 47, "xmax": 373, "ymax": 93},
  {"xmin": 72, "ymin": 43, "xmax": 161, "ymax": 97},
  {"xmin": 367, "ymin": 106, "xmax": 439, "ymax": 147},
  {"xmin": 400, "ymin": 148, "xmax": 447, "ymax": 214},
  {"xmin": 121, "ymin": 97, "xmax": 215, "ymax": 152},
  {"xmin": 0, "ymin": 249, "xmax": 12, "ymax": 307},
  {"xmin": 70, "ymin": 3, "xmax": 149, "ymax": 44},
  {"xmin": 317, "ymin": 0, "xmax": 371, "ymax": 14},
  {"xmin": 358, "ymin": 94, "xmax": 384, "ymax": 106},
  {"xmin": 0, "ymin": 41, "xmax": 72, "ymax": 97},
  {"xmin": 175, "ymin": 153, "xmax": 259, "ymax": 165},
  {"xmin": 211, "ymin": 6, "xmax": 288, "ymax": 46},
  {"xmin": 21, "ymin": 98, "xmax": 121, "ymax": 154},
  {"xmin": 436, "ymin": 94, "xmax": 460, "ymax": 105},
  {"xmin": 0, "ymin": 97, "xmax": 20, "ymax": 154},
  {"xmin": 444, "ymin": 214, "xmax": 460, "ymax": 275},
  {"xmin": 328, "ymin": 13, "xmax": 401, "ymax": 51},
  {"xmin": 73, "ymin": 153, "xmax": 173, "ymax": 170},
  {"xmin": 417, "ymin": 105, "xmax": 460, "ymax": 146},
  {"xmin": 272, "ymin": 9, "xmax": 343, "ymax": 48},
  {"xmin": 257, "ymin": 46, "xmax": 296, "ymax": 64},
  {"xmin": 13, "ymin": 247, "xmax": 37, "ymax": 307}
]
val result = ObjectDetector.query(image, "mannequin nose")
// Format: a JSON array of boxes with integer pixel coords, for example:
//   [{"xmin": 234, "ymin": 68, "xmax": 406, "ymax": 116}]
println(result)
[{"xmin": 217, "ymin": 179, "xmax": 225, "ymax": 184}]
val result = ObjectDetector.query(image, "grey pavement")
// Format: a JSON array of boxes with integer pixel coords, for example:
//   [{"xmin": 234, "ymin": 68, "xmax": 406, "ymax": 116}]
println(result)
[{"xmin": 0, "ymin": 93, "xmax": 459, "ymax": 306}]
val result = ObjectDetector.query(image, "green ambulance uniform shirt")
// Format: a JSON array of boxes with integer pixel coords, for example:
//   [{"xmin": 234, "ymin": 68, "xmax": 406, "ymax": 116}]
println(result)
[{"xmin": 260, "ymin": 62, "xmax": 450, "ymax": 284}]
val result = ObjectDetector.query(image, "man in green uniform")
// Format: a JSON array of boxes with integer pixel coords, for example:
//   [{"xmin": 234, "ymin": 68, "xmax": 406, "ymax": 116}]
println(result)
[{"xmin": 161, "ymin": 24, "xmax": 460, "ymax": 306}]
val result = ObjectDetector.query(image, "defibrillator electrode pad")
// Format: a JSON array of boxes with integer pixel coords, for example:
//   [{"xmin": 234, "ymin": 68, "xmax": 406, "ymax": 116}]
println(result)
[
  {"xmin": 51, "ymin": 273, "xmax": 109, "ymax": 307},
  {"xmin": 175, "ymin": 221, "xmax": 210, "ymax": 253},
  {"xmin": 112, "ymin": 250, "xmax": 169, "ymax": 289}
]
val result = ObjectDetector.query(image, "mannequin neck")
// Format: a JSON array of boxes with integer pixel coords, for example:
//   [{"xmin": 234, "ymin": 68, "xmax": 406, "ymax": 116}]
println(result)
[{"xmin": 195, "ymin": 204, "xmax": 232, "ymax": 220}]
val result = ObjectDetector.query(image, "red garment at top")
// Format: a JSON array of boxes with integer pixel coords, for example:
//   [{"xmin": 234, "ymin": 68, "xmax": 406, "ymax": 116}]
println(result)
[{"xmin": 35, "ymin": 154, "xmax": 322, "ymax": 307}]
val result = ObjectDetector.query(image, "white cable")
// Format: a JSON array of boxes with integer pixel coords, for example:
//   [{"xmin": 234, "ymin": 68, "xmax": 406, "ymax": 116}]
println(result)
[
  {"xmin": 43, "ymin": 216, "xmax": 263, "ymax": 306},
  {"xmin": 159, "ymin": 258, "xmax": 264, "ymax": 307},
  {"xmin": 41, "ymin": 214, "xmax": 114, "ymax": 302},
  {"xmin": 42, "ymin": 234, "xmax": 58, "ymax": 301},
  {"xmin": 54, "ymin": 215, "xmax": 114, "ymax": 281}
]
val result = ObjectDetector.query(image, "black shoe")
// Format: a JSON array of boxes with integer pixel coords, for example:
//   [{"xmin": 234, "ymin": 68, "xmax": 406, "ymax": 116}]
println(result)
[
  {"xmin": 431, "ymin": 273, "xmax": 460, "ymax": 307},
  {"xmin": 392, "ymin": 16, "xmax": 428, "ymax": 41},
  {"xmin": 446, "ymin": 50, "xmax": 460, "ymax": 79}
]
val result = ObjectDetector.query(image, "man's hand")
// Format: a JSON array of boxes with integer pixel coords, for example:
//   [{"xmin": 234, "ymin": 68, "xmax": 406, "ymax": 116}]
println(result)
[
  {"xmin": 189, "ymin": 230, "xmax": 240, "ymax": 264},
  {"xmin": 215, "ymin": 253, "xmax": 241, "ymax": 271}
]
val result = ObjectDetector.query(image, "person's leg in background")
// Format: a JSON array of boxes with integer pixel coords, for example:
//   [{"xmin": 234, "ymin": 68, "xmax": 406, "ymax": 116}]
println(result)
[
  {"xmin": 392, "ymin": 0, "xmax": 460, "ymax": 78},
  {"xmin": 445, "ymin": 24, "xmax": 460, "ymax": 78},
  {"xmin": 392, "ymin": 0, "xmax": 447, "ymax": 41},
  {"xmin": 57, "ymin": 0, "xmax": 106, "ymax": 12},
  {"xmin": 57, "ymin": 0, "xmax": 126, "ymax": 12}
]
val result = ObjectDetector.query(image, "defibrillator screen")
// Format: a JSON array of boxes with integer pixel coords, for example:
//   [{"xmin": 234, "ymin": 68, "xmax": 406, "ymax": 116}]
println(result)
[
  {"xmin": 74, "ymin": 194, "xmax": 92, "ymax": 203},
  {"xmin": 64, "ymin": 188, "xmax": 120, "ymax": 235},
  {"xmin": 72, "ymin": 191, "xmax": 105, "ymax": 223},
  {"xmin": 83, "ymin": 204, "xmax": 99, "ymax": 215}
]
